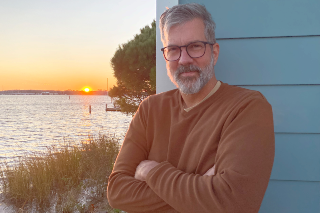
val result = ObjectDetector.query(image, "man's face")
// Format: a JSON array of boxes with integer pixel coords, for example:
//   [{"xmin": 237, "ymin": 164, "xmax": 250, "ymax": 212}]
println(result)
[{"xmin": 163, "ymin": 18, "xmax": 219, "ymax": 94}]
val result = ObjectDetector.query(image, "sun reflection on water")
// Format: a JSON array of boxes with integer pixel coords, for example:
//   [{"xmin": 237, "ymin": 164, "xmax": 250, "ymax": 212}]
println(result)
[{"xmin": 0, "ymin": 95, "xmax": 132, "ymax": 166}]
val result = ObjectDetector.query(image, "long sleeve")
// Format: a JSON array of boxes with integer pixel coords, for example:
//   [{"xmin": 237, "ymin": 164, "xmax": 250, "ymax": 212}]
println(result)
[
  {"xmin": 145, "ymin": 96, "xmax": 275, "ymax": 213},
  {"xmin": 107, "ymin": 99, "xmax": 177, "ymax": 213}
]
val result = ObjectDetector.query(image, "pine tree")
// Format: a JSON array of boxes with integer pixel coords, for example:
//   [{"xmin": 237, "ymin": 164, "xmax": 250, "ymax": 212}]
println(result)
[{"xmin": 109, "ymin": 20, "xmax": 156, "ymax": 115}]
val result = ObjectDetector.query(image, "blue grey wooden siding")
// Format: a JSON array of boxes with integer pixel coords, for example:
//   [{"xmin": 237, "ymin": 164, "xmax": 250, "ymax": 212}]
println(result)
[{"xmin": 179, "ymin": 0, "xmax": 320, "ymax": 212}]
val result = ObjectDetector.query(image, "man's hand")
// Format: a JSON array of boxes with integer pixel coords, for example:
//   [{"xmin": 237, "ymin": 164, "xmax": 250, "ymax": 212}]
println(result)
[
  {"xmin": 203, "ymin": 165, "xmax": 216, "ymax": 176},
  {"xmin": 134, "ymin": 160, "xmax": 160, "ymax": 181}
]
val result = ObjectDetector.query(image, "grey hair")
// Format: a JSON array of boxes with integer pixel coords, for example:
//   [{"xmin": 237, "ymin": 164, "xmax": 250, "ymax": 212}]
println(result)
[{"xmin": 159, "ymin": 3, "xmax": 216, "ymax": 44}]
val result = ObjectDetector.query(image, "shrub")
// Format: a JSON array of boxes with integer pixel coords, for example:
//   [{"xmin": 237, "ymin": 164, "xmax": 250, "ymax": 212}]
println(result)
[{"xmin": 0, "ymin": 134, "xmax": 120, "ymax": 212}]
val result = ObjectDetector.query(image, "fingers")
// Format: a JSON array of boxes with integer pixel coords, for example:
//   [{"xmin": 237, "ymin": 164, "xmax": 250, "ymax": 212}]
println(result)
[
  {"xmin": 203, "ymin": 165, "xmax": 215, "ymax": 176},
  {"xmin": 134, "ymin": 160, "xmax": 160, "ymax": 181}
]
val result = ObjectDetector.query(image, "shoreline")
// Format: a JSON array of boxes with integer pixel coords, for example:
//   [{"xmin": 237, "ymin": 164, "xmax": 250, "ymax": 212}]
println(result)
[{"xmin": 0, "ymin": 194, "xmax": 14, "ymax": 213}]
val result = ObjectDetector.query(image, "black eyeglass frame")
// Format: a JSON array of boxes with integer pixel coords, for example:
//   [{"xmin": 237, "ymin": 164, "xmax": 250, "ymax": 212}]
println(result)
[{"xmin": 161, "ymin": 41, "xmax": 215, "ymax": 61}]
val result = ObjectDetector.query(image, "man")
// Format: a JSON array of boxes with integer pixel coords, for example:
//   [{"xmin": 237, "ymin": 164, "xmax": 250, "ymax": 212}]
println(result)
[{"xmin": 107, "ymin": 3, "xmax": 274, "ymax": 213}]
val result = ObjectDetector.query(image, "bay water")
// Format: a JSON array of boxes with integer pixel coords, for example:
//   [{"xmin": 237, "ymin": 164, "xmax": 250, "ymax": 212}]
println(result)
[{"xmin": 0, "ymin": 95, "xmax": 132, "ymax": 166}]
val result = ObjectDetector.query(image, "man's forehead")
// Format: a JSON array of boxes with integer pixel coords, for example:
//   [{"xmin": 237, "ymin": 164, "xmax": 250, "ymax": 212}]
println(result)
[{"xmin": 163, "ymin": 18, "xmax": 206, "ymax": 46}]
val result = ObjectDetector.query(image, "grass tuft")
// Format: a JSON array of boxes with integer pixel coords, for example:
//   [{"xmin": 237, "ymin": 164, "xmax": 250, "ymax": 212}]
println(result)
[{"xmin": 0, "ymin": 134, "xmax": 122, "ymax": 212}]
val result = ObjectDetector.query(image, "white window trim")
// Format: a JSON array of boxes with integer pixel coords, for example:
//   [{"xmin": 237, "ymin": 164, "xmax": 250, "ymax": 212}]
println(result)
[{"xmin": 156, "ymin": 0, "xmax": 179, "ymax": 94}]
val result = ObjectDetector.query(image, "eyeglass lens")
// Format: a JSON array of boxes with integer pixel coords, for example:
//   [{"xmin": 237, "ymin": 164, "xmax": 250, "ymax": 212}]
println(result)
[{"xmin": 164, "ymin": 42, "xmax": 206, "ymax": 61}]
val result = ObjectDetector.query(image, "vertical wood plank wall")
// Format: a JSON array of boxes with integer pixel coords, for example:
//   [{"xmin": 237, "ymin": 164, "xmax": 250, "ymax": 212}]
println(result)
[{"xmin": 156, "ymin": 0, "xmax": 320, "ymax": 212}]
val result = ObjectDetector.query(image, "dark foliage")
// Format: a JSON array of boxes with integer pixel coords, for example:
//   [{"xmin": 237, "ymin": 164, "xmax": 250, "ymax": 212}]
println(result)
[{"xmin": 109, "ymin": 20, "xmax": 156, "ymax": 115}]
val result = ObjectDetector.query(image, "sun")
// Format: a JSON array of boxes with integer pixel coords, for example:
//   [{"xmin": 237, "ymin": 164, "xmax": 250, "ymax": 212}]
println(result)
[{"xmin": 82, "ymin": 86, "xmax": 92, "ymax": 93}]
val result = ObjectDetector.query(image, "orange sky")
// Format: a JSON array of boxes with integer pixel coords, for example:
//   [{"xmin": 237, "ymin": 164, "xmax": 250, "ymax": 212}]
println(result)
[{"xmin": 0, "ymin": 0, "xmax": 155, "ymax": 91}]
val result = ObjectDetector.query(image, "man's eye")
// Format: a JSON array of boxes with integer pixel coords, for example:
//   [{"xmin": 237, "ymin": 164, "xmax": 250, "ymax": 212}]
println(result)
[
  {"xmin": 189, "ymin": 44, "xmax": 202, "ymax": 49},
  {"xmin": 167, "ymin": 47, "xmax": 178, "ymax": 52}
]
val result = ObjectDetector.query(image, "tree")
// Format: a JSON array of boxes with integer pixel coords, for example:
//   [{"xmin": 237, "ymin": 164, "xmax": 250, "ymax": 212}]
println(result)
[{"xmin": 109, "ymin": 21, "xmax": 156, "ymax": 115}]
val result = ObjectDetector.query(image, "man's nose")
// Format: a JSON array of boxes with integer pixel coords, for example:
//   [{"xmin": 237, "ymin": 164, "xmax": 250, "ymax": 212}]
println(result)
[{"xmin": 178, "ymin": 47, "xmax": 193, "ymax": 65}]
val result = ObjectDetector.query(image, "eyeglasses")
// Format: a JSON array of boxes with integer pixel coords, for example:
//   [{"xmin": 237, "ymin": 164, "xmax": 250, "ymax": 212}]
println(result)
[{"xmin": 161, "ymin": 41, "xmax": 215, "ymax": 61}]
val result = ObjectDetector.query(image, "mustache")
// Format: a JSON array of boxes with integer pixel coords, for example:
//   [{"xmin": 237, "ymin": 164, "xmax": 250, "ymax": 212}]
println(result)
[{"xmin": 175, "ymin": 65, "xmax": 202, "ymax": 75}]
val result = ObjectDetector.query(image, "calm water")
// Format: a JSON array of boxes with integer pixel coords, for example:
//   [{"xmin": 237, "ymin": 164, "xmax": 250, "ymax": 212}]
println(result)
[{"xmin": 0, "ymin": 95, "xmax": 132, "ymax": 166}]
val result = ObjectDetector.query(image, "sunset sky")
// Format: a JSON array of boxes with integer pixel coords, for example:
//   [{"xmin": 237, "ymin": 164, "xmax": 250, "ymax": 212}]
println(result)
[{"xmin": 0, "ymin": 0, "xmax": 155, "ymax": 91}]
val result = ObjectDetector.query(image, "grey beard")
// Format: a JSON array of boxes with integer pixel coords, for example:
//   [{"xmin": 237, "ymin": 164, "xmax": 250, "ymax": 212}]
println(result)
[{"xmin": 171, "ymin": 56, "xmax": 215, "ymax": 94}]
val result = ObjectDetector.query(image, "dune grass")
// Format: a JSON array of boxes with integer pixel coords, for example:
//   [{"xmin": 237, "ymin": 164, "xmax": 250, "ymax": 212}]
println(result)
[{"xmin": 0, "ymin": 134, "xmax": 122, "ymax": 213}]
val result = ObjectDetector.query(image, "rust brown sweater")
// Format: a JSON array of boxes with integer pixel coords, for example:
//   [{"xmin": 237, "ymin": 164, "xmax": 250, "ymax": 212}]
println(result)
[{"xmin": 107, "ymin": 82, "xmax": 275, "ymax": 213}]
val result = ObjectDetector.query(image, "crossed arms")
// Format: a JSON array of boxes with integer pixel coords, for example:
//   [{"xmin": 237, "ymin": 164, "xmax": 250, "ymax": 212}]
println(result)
[
  {"xmin": 107, "ymin": 96, "xmax": 275, "ymax": 213},
  {"xmin": 135, "ymin": 160, "xmax": 215, "ymax": 181}
]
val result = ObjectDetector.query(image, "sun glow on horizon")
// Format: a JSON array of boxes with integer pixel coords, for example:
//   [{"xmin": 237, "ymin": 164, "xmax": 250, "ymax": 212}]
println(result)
[
  {"xmin": 0, "ymin": 0, "xmax": 155, "ymax": 91},
  {"xmin": 84, "ymin": 88, "xmax": 90, "ymax": 92}
]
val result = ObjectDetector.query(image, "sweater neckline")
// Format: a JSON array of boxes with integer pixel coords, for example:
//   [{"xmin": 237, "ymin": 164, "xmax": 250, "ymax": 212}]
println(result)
[{"xmin": 178, "ymin": 81, "xmax": 227, "ymax": 116}]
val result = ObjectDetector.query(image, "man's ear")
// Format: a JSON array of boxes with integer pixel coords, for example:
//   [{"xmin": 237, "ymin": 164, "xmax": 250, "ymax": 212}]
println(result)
[{"xmin": 213, "ymin": 42, "xmax": 220, "ymax": 66}]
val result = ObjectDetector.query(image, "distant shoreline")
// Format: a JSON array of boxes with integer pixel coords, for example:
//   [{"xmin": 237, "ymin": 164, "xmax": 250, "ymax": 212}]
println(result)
[{"xmin": 0, "ymin": 90, "xmax": 109, "ymax": 96}]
